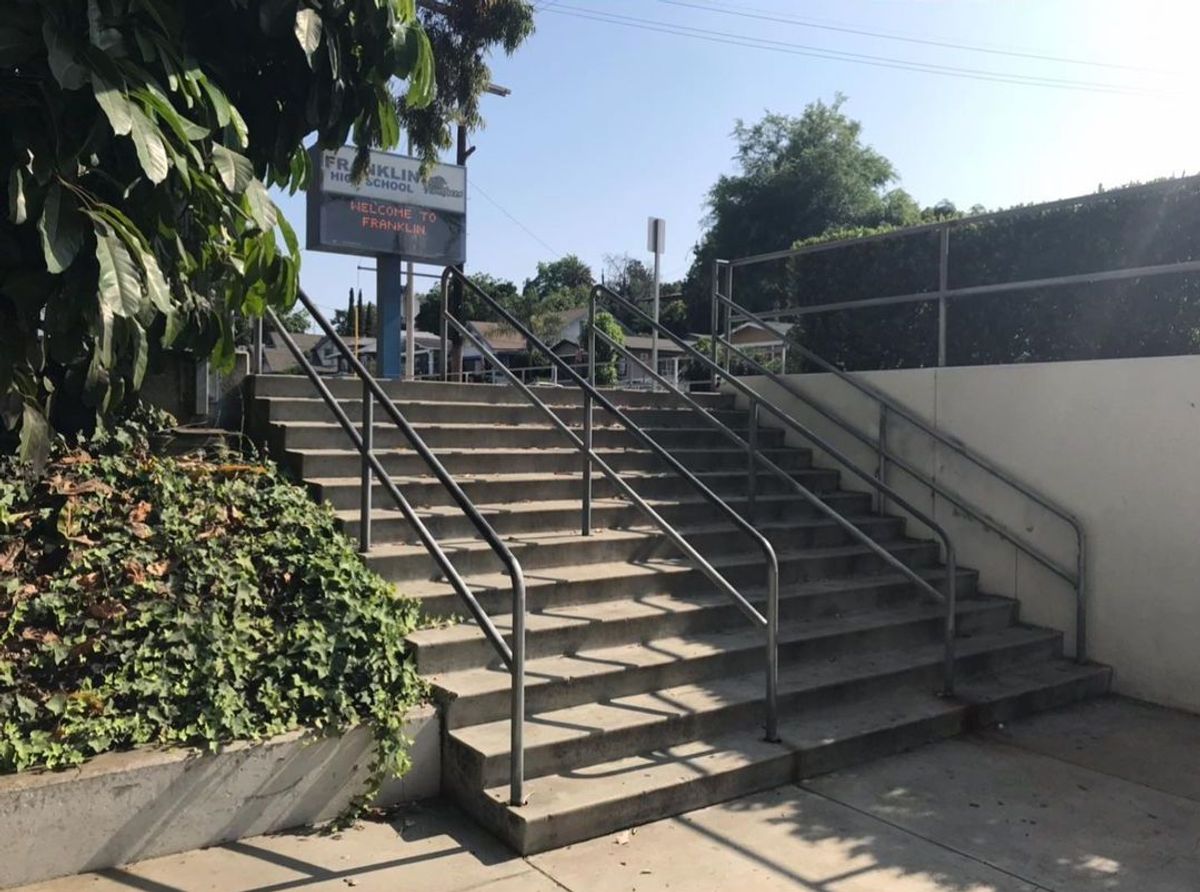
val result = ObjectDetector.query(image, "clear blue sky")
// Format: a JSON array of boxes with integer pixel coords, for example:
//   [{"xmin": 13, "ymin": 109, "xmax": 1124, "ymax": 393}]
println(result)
[{"xmin": 272, "ymin": 0, "xmax": 1196, "ymax": 322}]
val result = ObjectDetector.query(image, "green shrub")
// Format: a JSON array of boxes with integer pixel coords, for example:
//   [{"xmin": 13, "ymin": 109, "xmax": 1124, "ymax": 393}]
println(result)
[{"xmin": 0, "ymin": 409, "xmax": 424, "ymax": 809}]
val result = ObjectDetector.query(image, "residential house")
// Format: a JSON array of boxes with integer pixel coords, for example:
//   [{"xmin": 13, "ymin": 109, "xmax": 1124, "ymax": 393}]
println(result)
[{"xmin": 727, "ymin": 320, "xmax": 794, "ymax": 368}]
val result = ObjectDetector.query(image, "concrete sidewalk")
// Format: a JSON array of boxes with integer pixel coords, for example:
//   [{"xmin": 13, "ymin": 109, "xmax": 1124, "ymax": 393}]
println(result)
[{"xmin": 17, "ymin": 696, "xmax": 1200, "ymax": 892}]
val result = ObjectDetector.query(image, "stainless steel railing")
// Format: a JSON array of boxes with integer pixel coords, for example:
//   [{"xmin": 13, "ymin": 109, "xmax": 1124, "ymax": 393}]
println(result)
[
  {"xmin": 252, "ymin": 291, "xmax": 529, "ymax": 806},
  {"xmin": 593, "ymin": 285, "xmax": 961, "ymax": 694},
  {"xmin": 709, "ymin": 270, "xmax": 1087, "ymax": 662},
  {"xmin": 441, "ymin": 268, "xmax": 783, "ymax": 741}
]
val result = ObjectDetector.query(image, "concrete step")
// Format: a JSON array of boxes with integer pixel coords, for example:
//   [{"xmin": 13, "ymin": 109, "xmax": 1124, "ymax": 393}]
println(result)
[
  {"xmin": 364, "ymin": 516, "xmax": 910, "ymax": 582},
  {"xmin": 337, "ymin": 492, "xmax": 874, "ymax": 546},
  {"xmin": 249, "ymin": 374, "xmax": 736, "ymax": 409},
  {"xmin": 402, "ymin": 543, "xmax": 952, "ymax": 620},
  {"xmin": 454, "ymin": 656, "xmax": 1110, "ymax": 854},
  {"xmin": 309, "ymin": 466, "xmax": 842, "ymax": 511},
  {"xmin": 429, "ymin": 583, "xmax": 1004, "ymax": 729},
  {"xmin": 258, "ymin": 395, "xmax": 750, "ymax": 429},
  {"xmin": 409, "ymin": 570, "xmax": 989, "ymax": 675},
  {"xmin": 270, "ymin": 420, "xmax": 788, "ymax": 452},
  {"xmin": 446, "ymin": 609, "xmax": 1027, "ymax": 787},
  {"xmin": 286, "ymin": 445, "xmax": 812, "ymax": 481}
]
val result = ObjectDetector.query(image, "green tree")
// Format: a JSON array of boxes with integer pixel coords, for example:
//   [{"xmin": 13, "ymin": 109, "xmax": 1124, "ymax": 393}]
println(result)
[
  {"xmin": 275, "ymin": 307, "xmax": 312, "ymax": 334},
  {"xmin": 587, "ymin": 311, "xmax": 625, "ymax": 386},
  {"xmin": 415, "ymin": 272, "xmax": 520, "ymax": 332},
  {"xmin": 1, "ymin": 1, "xmax": 434, "ymax": 465},
  {"xmin": 510, "ymin": 284, "xmax": 582, "ymax": 348},
  {"xmin": 525, "ymin": 255, "xmax": 594, "ymax": 300},
  {"xmin": 660, "ymin": 299, "xmax": 689, "ymax": 336},
  {"xmin": 397, "ymin": 1, "xmax": 534, "ymax": 167},
  {"xmin": 682, "ymin": 96, "xmax": 922, "ymax": 329}
]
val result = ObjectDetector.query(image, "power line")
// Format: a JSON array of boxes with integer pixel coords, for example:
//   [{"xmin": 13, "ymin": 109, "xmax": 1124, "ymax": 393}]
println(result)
[
  {"xmin": 543, "ymin": 4, "xmax": 1170, "ymax": 97},
  {"xmin": 656, "ymin": 0, "xmax": 1167, "ymax": 75},
  {"xmin": 471, "ymin": 180, "xmax": 563, "ymax": 257}
]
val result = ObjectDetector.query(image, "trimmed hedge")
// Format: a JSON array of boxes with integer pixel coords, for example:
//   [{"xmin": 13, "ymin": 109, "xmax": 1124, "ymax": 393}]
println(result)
[{"xmin": 760, "ymin": 178, "xmax": 1200, "ymax": 370}]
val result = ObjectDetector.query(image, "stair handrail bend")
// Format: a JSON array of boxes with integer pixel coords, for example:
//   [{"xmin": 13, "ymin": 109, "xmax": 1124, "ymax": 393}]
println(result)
[
  {"xmin": 441, "ymin": 267, "xmax": 782, "ymax": 742},
  {"xmin": 593, "ymin": 284, "xmax": 960, "ymax": 694},
  {"xmin": 710, "ymin": 285, "xmax": 1086, "ymax": 662},
  {"xmin": 257, "ymin": 291, "xmax": 528, "ymax": 806}
]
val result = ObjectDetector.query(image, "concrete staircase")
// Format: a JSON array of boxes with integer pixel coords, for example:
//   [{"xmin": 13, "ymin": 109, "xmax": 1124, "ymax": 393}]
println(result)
[{"xmin": 249, "ymin": 374, "xmax": 1110, "ymax": 854}]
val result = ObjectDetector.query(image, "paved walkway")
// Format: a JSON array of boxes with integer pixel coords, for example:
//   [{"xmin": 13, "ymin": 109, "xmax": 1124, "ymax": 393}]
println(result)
[{"xmin": 19, "ymin": 696, "xmax": 1200, "ymax": 892}]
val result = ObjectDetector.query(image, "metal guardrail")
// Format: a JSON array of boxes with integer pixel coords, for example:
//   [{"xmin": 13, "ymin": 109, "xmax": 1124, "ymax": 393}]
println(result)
[
  {"xmin": 593, "ymin": 285, "xmax": 961, "ymax": 695},
  {"xmin": 441, "ymin": 268, "xmax": 783, "ymax": 742},
  {"xmin": 710, "ymin": 213, "xmax": 1095, "ymax": 658},
  {"xmin": 412, "ymin": 361, "xmax": 592, "ymax": 386},
  {"xmin": 717, "ymin": 173, "xmax": 1200, "ymax": 368},
  {"xmin": 252, "ymin": 291, "xmax": 529, "ymax": 806}
]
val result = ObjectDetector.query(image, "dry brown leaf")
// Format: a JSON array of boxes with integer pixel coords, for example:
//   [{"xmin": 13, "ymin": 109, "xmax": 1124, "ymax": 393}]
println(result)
[
  {"xmin": 146, "ymin": 559, "xmax": 171, "ymax": 578},
  {"xmin": 87, "ymin": 600, "xmax": 127, "ymax": 621},
  {"xmin": 0, "ymin": 540, "xmax": 23, "ymax": 573},
  {"xmin": 48, "ymin": 476, "xmax": 113, "ymax": 497},
  {"xmin": 57, "ymin": 451, "xmax": 93, "ymax": 466},
  {"xmin": 76, "ymin": 570, "xmax": 103, "ymax": 590},
  {"xmin": 129, "ymin": 522, "xmax": 154, "ymax": 540},
  {"xmin": 21, "ymin": 628, "xmax": 60, "ymax": 644},
  {"xmin": 123, "ymin": 561, "xmax": 146, "ymax": 584},
  {"xmin": 128, "ymin": 501, "xmax": 153, "ymax": 523}
]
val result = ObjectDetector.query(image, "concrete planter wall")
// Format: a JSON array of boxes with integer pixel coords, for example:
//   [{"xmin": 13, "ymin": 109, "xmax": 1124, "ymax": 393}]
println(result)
[{"xmin": 0, "ymin": 705, "xmax": 438, "ymax": 889}]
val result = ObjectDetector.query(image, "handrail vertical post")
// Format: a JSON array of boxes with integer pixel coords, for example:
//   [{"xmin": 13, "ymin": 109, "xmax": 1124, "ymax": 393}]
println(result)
[
  {"xmin": 876, "ymin": 404, "xmax": 889, "ymax": 516},
  {"xmin": 710, "ymin": 260, "xmax": 722, "ymax": 390},
  {"xmin": 359, "ymin": 377, "xmax": 373, "ymax": 552},
  {"xmin": 765, "ymin": 555, "xmax": 780, "ymax": 742},
  {"xmin": 510, "ymin": 574, "xmax": 527, "ymax": 806},
  {"xmin": 747, "ymin": 401, "xmax": 758, "ymax": 522},
  {"xmin": 252, "ymin": 316, "xmax": 264, "ymax": 374},
  {"xmin": 440, "ymin": 277, "xmax": 450, "ymax": 382},
  {"xmin": 943, "ymin": 550, "xmax": 957, "ymax": 696},
  {"xmin": 1075, "ymin": 531, "xmax": 1087, "ymax": 663},
  {"xmin": 937, "ymin": 225, "xmax": 950, "ymax": 367},
  {"xmin": 723, "ymin": 265, "xmax": 734, "ymax": 371},
  {"xmin": 582, "ymin": 292, "xmax": 595, "ymax": 536}
]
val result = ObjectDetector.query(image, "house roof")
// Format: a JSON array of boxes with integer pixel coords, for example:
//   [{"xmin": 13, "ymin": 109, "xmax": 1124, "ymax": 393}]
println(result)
[
  {"xmin": 403, "ymin": 330, "xmax": 443, "ymax": 350},
  {"xmin": 623, "ymin": 335, "xmax": 687, "ymax": 354},
  {"xmin": 313, "ymin": 334, "xmax": 376, "ymax": 352},
  {"xmin": 556, "ymin": 306, "xmax": 589, "ymax": 327},
  {"xmin": 261, "ymin": 348, "xmax": 301, "ymax": 375},
  {"xmin": 467, "ymin": 321, "xmax": 526, "ymax": 354},
  {"xmin": 264, "ymin": 330, "xmax": 321, "ymax": 355},
  {"xmin": 729, "ymin": 321, "xmax": 794, "ymax": 343}
]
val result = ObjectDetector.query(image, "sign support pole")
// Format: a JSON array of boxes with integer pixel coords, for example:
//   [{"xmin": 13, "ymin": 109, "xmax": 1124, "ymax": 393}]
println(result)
[
  {"xmin": 652, "ymin": 250, "xmax": 661, "ymax": 386},
  {"xmin": 378, "ymin": 255, "xmax": 404, "ymax": 379},
  {"xmin": 647, "ymin": 217, "xmax": 666, "ymax": 389}
]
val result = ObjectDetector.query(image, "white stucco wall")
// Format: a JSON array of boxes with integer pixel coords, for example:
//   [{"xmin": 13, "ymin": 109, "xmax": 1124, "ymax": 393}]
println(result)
[{"xmin": 731, "ymin": 355, "xmax": 1200, "ymax": 714}]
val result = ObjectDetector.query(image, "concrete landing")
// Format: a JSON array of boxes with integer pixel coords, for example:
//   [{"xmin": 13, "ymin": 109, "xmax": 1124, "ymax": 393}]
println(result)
[{"xmin": 16, "ymin": 696, "xmax": 1198, "ymax": 892}]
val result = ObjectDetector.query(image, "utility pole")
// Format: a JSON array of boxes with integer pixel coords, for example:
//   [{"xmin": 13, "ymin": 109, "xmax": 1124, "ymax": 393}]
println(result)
[
  {"xmin": 404, "ymin": 134, "xmax": 416, "ymax": 381},
  {"xmin": 448, "ymin": 81, "xmax": 510, "ymax": 380}
]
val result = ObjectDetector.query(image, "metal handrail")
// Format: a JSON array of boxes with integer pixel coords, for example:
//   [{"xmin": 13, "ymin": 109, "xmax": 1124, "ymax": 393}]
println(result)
[
  {"xmin": 441, "ymin": 268, "xmax": 782, "ymax": 741},
  {"xmin": 255, "ymin": 291, "xmax": 528, "ymax": 806},
  {"xmin": 593, "ymin": 285, "xmax": 960, "ymax": 694},
  {"xmin": 709, "ymin": 287, "xmax": 1087, "ymax": 662}
]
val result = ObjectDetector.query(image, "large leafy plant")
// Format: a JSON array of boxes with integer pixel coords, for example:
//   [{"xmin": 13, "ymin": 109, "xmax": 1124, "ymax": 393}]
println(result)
[
  {"xmin": 0, "ymin": 410, "xmax": 425, "ymax": 809},
  {"xmin": 0, "ymin": 0, "xmax": 435, "ymax": 466}
]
